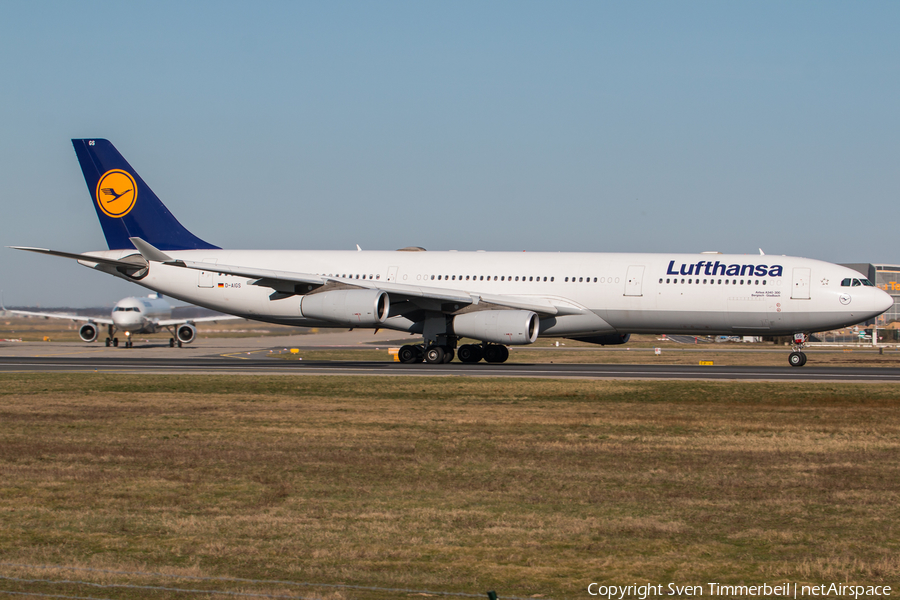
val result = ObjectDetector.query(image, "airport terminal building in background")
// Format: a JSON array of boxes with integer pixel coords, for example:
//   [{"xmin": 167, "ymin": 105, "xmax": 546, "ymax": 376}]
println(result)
[{"xmin": 844, "ymin": 263, "xmax": 900, "ymax": 326}]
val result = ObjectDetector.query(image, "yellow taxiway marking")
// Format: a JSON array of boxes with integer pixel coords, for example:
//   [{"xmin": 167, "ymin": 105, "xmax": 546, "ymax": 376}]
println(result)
[{"xmin": 219, "ymin": 349, "xmax": 272, "ymax": 359}]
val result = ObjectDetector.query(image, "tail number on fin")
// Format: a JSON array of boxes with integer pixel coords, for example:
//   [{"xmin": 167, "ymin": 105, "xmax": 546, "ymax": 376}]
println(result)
[{"xmin": 96, "ymin": 169, "xmax": 137, "ymax": 218}]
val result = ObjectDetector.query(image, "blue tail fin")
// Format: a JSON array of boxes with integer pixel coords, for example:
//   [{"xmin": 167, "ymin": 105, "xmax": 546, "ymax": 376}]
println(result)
[{"xmin": 72, "ymin": 139, "xmax": 219, "ymax": 251}]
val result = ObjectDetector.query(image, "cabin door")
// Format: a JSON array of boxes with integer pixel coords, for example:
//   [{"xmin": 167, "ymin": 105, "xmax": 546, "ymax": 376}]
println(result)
[
  {"xmin": 197, "ymin": 259, "xmax": 217, "ymax": 288},
  {"xmin": 624, "ymin": 265, "xmax": 645, "ymax": 296},
  {"xmin": 791, "ymin": 267, "xmax": 811, "ymax": 299}
]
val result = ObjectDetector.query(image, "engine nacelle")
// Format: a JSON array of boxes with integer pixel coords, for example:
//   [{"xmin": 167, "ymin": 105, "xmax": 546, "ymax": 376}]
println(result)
[
  {"xmin": 176, "ymin": 323, "xmax": 197, "ymax": 344},
  {"xmin": 79, "ymin": 323, "xmax": 99, "ymax": 343},
  {"xmin": 570, "ymin": 333, "xmax": 631, "ymax": 346},
  {"xmin": 300, "ymin": 289, "xmax": 390, "ymax": 325},
  {"xmin": 452, "ymin": 310, "xmax": 540, "ymax": 345}
]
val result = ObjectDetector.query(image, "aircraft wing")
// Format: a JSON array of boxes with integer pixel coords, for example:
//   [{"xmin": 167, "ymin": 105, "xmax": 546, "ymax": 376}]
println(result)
[
  {"xmin": 154, "ymin": 315, "xmax": 245, "ymax": 327},
  {"xmin": 179, "ymin": 260, "xmax": 327, "ymax": 288},
  {"xmin": 4, "ymin": 309, "xmax": 114, "ymax": 325},
  {"xmin": 175, "ymin": 261, "xmax": 569, "ymax": 316},
  {"xmin": 129, "ymin": 237, "xmax": 583, "ymax": 317}
]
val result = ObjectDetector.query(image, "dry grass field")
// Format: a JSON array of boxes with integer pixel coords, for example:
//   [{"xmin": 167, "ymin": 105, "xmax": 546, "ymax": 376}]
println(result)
[{"xmin": 1, "ymin": 375, "xmax": 898, "ymax": 599}]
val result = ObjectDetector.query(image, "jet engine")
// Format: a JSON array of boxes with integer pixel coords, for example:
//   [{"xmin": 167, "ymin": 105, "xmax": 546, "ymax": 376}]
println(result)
[
  {"xmin": 452, "ymin": 310, "xmax": 540, "ymax": 345},
  {"xmin": 570, "ymin": 333, "xmax": 631, "ymax": 346},
  {"xmin": 300, "ymin": 289, "xmax": 390, "ymax": 325},
  {"xmin": 176, "ymin": 323, "xmax": 197, "ymax": 344},
  {"xmin": 78, "ymin": 323, "xmax": 99, "ymax": 343}
]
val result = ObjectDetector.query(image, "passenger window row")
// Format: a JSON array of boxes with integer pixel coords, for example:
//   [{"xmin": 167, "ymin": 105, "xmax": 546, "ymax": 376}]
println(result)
[
  {"xmin": 317, "ymin": 272, "xmax": 629, "ymax": 284},
  {"xmin": 659, "ymin": 278, "xmax": 767, "ymax": 286},
  {"xmin": 325, "ymin": 274, "xmax": 381, "ymax": 280},
  {"xmin": 429, "ymin": 275, "xmax": 555, "ymax": 282}
]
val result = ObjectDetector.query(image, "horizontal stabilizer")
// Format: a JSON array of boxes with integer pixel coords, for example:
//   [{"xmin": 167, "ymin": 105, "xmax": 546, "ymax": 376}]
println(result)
[{"xmin": 9, "ymin": 246, "xmax": 146, "ymax": 269}]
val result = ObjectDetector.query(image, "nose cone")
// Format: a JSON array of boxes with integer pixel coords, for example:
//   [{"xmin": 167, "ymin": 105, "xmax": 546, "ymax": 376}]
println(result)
[
  {"xmin": 875, "ymin": 288, "xmax": 894, "ymax": 314},
  {"xmin": 114, "ymin": 313, "xmax": 141, "ymax": 330}
]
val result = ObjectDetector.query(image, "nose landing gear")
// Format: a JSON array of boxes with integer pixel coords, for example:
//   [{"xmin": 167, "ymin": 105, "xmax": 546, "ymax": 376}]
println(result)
[{"xmin": 788, "ymin": 333, "xmax": 808, "ymax": 367}]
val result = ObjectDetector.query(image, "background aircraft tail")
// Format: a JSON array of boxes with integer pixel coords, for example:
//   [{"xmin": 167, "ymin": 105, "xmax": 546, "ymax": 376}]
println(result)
[{"xmin": 72, "ymin": 139, "xmax": 219, "ymax": 251}]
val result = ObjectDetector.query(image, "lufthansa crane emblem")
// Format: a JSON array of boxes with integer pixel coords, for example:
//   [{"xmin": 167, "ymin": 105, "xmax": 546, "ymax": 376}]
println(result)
[{"xmin": 96, "ymin": 169, "xmax": 137, "ymax": 218}]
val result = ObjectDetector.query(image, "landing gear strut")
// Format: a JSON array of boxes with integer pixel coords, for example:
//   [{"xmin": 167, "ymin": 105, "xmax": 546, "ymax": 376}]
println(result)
[{"xmin": 789, "ymin": 333, "xmax": 808, "ymax": 367}]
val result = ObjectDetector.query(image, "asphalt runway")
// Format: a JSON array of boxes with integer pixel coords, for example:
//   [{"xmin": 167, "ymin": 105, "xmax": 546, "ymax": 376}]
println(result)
[
  {"xmin": 2, "ymin": 331, "xmax": 899, "ymax": 381},
  {"xmin": 2, "ymin": 355, "xmax": 900, "ymax": 381}
]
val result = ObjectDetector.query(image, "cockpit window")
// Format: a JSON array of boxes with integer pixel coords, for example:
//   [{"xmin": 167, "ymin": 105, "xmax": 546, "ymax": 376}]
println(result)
[{"xmin": 842, "ymin": 277, "xmax": 876, "ymax": 287}]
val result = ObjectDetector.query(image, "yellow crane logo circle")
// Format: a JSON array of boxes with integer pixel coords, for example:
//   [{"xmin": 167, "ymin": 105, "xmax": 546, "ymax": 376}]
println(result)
[{"xmin": 96, "ymin": 170, "xmax": 137, "ymax": 218}]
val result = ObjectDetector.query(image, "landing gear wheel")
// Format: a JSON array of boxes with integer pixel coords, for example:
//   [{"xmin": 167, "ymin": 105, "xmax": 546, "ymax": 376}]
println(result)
[
  {"xmin": 105, "ymin": 338, "xmax": 111, "ymax": 347},
  {"xmin": 484, "ymin": 344, "xmax": 509, "ymax": 364},
  {"xmin": 458, "ymin": 344, "xmax": 484, "ymax": 363},
  {"xmin": 169, "ymin": 338, "xmax": 175, "ymax": 347},
  {"xmin": 125, "ymin": 340, "xmax": 132, "ymax": 348},
  {"xmin": 498, "ymin": 345, "xmax": 509, "ymax": 363},
  {"xmin": 788, "ymin": 351, "xmax": 807, "ymax": 367},
  {"xmin": 398, "ymin": 344, "xmax": 421, "ymax": 364},
  {"xmin": 424, "ymin": 346, "xmax": 445, "ymax": 364},
  {"xmin": 442, "ymin": 348, "xmax": 454, "ymax": 363},
  {"xmin": 177, "ymin": 340, "xmax": 183, "ymax": 348},
  {"xmin": 113, "ymin": 337, "xmax": 119, "ymax": 347}
]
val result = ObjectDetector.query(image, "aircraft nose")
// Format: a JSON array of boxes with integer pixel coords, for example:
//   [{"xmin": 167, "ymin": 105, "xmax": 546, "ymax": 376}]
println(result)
[{"xmin": 875, "ymin": 288, "xmax": 894, "ymax": 314}]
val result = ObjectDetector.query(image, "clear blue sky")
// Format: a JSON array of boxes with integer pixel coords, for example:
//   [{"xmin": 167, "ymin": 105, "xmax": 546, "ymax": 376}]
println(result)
[{"xmin": 2, "ymin": 1, "xmax": 898, "ymax": 306}]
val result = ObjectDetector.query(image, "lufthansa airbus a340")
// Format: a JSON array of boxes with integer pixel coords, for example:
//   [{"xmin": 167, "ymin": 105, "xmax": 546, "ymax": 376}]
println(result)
[{"xmin": 11, "ymin": 139, "xmax": 893, "ymax": 366}]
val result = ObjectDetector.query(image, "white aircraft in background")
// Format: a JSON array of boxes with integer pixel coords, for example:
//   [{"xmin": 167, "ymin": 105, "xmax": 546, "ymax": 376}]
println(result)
[
  {"xmin": 10, "ymin": 139, "xmax": 894, "ymax": 366},
  {"xmin": 4, "ymin": 293, "xmax": 241, "ymax": 348}
]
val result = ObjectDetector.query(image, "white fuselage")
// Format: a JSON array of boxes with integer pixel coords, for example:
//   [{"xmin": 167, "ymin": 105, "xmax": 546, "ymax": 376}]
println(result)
[
  {"xmin": 110, "ymin": 295, "xmax": 172, "ymax": 334},
  {"xmin": 86, "ymin": 250, "xmax": 892, "ymax": 338}
]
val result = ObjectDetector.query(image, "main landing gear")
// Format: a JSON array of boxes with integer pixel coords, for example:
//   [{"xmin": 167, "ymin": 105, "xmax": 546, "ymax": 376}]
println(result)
[
  {"xmin": 397, "ymin": 343, "xmax": 509, "ymax": 364},
  {"xmin": 788, "ymin": 333, "xmax": 809, "ymax": 367}
]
